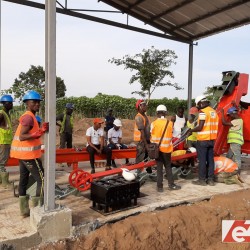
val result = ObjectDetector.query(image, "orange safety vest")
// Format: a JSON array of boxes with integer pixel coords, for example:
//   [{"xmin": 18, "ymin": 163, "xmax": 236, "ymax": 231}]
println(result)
[
  {"xmin": 214, "ymin": 156, "xmax": 238, "ymax": 174},
  {"xmin": 150, "ymin": 118, "xmax": 173, "ymax": 153},
  {"xmin": 134, "ymin": 113, "xmax": 146, "ymax": 141},
  {"xmin": 10, "ymin": 111, "xmax": 42, "ymax": 160},
  {"xmin": 197, "ymin": 106, "xmax": 218, "ymax": 141}
]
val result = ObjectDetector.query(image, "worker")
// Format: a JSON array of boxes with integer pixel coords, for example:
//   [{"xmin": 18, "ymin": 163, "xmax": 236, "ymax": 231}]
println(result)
[
  {"xmin": 220, "ymin": 106, "xmax": 244, "ymax": 174},
  {"xmin": 56, "ymin": 103, "xmax": 74, "ymax": 149},
  {"xmin": 187, "ymin": 95, "xmax": 219, "ymax": 186},
  {"xmin": 86, "ymin": 118, "xmax": 112, "ymax": 174},
  {"xmin": 186, "ymin": 107, "xmax": 198, "ymax": 149},
  {"xmin": 104, "ymin": 108, "xmax": 115, "ymax": 132},
  {"xmin": 151, "ymin": 105, "xmax": 181, "ymax": 192},
  {"xmin": 107, "ymin": 118, "xmax": 129, "ymax": 168},
  {"xmin": 0, "ymin": 94, "xmax": 14, "ymax": 189},
  {"xmin": 171, "ymin": 106, "xmax": 187, "ymax": 150},
  {"xmin": 10, "ymin": 90, "xmax": 49, "ymax": 217},
  {"xmin": 134, "ymin": 99, "xmax": 152, "ymax": 173}
]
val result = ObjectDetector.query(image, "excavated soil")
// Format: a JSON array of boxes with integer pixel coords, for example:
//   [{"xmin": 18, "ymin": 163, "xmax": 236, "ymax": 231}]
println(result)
[
  {"xmin": 36, "ymin": 189, "xmax": 250, "ymax": 250},
  {"xmin": 36, "ymin": 118, "xmax": 250, "ymax": 250}
]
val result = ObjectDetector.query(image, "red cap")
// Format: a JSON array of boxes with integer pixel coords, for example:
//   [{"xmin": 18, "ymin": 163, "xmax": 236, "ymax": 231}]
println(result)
[
  {"xmin": 93, "ymin": 118, "xmax": 104, "ymax": 124},
  {"xmin": 189, "ymin": 107, "xmax": 198, "ymax": 115},
  {"xmin": 135, "ymin": 99, "xmax": 146, "ymax": 109}
]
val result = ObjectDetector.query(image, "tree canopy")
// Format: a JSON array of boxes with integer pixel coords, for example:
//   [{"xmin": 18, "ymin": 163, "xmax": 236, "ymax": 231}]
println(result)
[
  {"xmin": 3, "ymin": 65, "xmax": 66, "ymax": 103},
  {"xmin": 109, "ymin": 46, "xmax": 183, "ymax": 103}
]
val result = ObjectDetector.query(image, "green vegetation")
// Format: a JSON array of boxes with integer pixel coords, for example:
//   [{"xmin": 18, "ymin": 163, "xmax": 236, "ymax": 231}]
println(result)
[
  {"xmin": 2, "ymin": 65, "xmax": 66, "ymax": 102},
  {"xmin": 109, "ymin": 46, "xmax": 183, "ymax": 103}
]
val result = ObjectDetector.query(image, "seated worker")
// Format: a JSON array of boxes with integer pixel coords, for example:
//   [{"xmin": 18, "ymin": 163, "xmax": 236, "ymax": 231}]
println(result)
[
  {"xmin": 86, "ymin": 118, "xmax": 112, "ymax": 174},
  {"xmin": 107, "ymin": 119, "xmax": 129, "ymax": 168},
  {"xmin": 171, "ymin": 106, "xmax": 187, "ymax": 150}
]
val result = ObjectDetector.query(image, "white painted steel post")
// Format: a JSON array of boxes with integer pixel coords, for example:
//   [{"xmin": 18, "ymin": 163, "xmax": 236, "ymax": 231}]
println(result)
[
  {"xmin": 187, "ymin": 43, "xmax": 194, "ymax": 114},
  {"xmin": 44, "ymin": 0, "xmax": 56, "ymax": 211},
  {"xmin": 0, "ymin": 0, "xmax": 1, "ymax": 91}
]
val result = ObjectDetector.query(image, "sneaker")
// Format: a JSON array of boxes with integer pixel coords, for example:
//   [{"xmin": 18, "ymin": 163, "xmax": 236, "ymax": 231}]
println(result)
[
  {"xmin": 168, "ymin": 184, "xmax": 181, "ymax": 190},
  {"xmin": 207, "ymin": 179, "xmax": 215, "ymax": 186},
  {"xmin": 157, "ymin": 187, "xmax": 164, "ymax": 192},
  {"xmin": 192, "ymin": 179, "xmax": 207, "ymax": 186}
]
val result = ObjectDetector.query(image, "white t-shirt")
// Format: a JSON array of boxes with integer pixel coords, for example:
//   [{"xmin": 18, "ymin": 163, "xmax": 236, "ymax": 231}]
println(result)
[
  {"xmin": 108, "ymin": 127, "xmax": 122, "ymax": 144},
  {"xmin": 173, "ymin": 115, "xmax": 186, "ymax": 138},
  {"xmin": 86, "ymin": 126, "xmax": 104, "ymax": 146}
]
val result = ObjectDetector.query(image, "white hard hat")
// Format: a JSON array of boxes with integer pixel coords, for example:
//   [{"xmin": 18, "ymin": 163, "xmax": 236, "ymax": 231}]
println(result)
[
  {"xmin": 156, "ymin": 104, "xmax": 167, "ymax": 112},
  {"xmin": 195, "ymin": 95, "xmax": 207, "ymax": 105},
  {"xmin": 121, "ymin": 168, "xmax": 136, "ymax": 181},
  {"xmin": 113, "ymin": 119, "xmax": 122, "ymax": 127}
]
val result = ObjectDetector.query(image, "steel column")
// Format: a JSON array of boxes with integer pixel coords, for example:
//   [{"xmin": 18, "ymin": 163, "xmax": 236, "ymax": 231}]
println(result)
[
  {"xmin": 44, "ymin": 0, "xmax": 56, "ymax": 211},
  {"xmin": 187, "ymin": 43, "xmax": 194, "ymax": 113}
]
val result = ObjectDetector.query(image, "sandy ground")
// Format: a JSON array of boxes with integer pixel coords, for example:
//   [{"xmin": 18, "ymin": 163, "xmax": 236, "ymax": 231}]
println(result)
[{"xmin": 32, "ymin": 118, "xmax": 250, "ymax": 250}]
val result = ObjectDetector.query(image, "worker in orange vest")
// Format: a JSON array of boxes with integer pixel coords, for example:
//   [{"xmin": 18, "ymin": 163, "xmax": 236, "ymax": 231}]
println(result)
[
  {"xmin": 151, "ymin": 105, "xmax": 181, "ymax": 192},
  {"xmin": 10, "ymin": 91, "xmax": 49, "ymax": 217},
  {"xmin": 134, "ymin": 99, "xmax": 152, "ymax": 173},
  {"xmin": 187, "ymin": 95, "xmax": 219, "ymax": 186}
]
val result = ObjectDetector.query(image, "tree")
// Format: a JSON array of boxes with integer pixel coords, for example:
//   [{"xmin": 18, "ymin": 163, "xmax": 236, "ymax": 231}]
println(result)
[
  {"xmin": 4, "ymin": 65, "xmax": 66, "ymax": 103},
  {"xmin": 109, "ymin": 46, "xmax": 183, "ymax": 103}
]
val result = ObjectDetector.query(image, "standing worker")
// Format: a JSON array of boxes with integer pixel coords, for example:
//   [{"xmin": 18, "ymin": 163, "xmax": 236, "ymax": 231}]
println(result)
[
  {"xmin": 171, "ymin": 106, "xmax": 187, "ymax": 150},
  {"xmin": 220, "ymin": 106, "xmax": 244, "ymax": 174},
  {"xmin": 0, "ymin": 95, "xmax": 14, "ymax": 188},
  {"xmin": 186, "ymin": 107, "xmax": 198, "ymax": 148},
  {"xmin": 10, "ymin": 90, "xmax": 49, "ymax": 217},
  {"xmin": 105, "ymin": 108, "xmax": 115, "ymax": 132},
  {"xmin": 187, "ymin": 95, "xmax": 219, "ymax": 186},
  {"xmin": 56, "ymin": 103, "xmax": 74, "ymax": 149},
  {"xmin": 151, "ymin": 105, "xmax": 181, "ymax": 192},
  {"xmin": 134, "ymin": 100, "xmax": 152, "ymax": 173}
]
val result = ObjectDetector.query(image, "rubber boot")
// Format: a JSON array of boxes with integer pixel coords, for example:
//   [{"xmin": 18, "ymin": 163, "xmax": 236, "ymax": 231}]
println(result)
[
  {"xmin": 30, "ymin": 196, "xmax": 42, "ymax": 208},
  {"xmin": 19, "ymin": 196, "xmax": 30, "ymax": 218},
  {"xmin": 0, "ymin": 172, "xmax": 13, "ymax": 189}
]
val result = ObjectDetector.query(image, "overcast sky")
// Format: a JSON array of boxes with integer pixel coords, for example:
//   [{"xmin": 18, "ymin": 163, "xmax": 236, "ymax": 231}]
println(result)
[{"xmin": 1, "ymin": 0, "xmax": 250, "ymax": 102}]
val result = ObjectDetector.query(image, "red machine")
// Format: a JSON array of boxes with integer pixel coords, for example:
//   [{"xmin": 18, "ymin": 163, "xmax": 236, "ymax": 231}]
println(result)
[
  {"xmin": 214, "ymin": 70, "xmax": 250, "ymax": 155},
  {"xmin": 7, "ymin": 71, "xmax": 249, "ymax": 192}
]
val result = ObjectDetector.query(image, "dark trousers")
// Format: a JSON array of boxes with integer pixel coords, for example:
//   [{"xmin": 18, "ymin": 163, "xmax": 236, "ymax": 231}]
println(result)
[
  {"xmin": 59, "ymin": 132, "xmax": 72, "ymax": 148},
  {"xmin": 86, "ymin": 145, "xmax": 112, "ymax": 169},
  {"xmin": 156, "ymin": 151, "xmax": 173, "ymax": 188},
  {"xmin": 19, "ymin": 158, "xmax": 44, "ymax": 197},
  {"xmin": 136, "ymin": 141, "xmax": 152, "ymax": 173},
  {"xmin": 196, "ymin": 140, "xmax": 215, "ymax": 180},
  {"xmin": 108, "ymin": 143, "xmax": 129, "ymax": 164}
]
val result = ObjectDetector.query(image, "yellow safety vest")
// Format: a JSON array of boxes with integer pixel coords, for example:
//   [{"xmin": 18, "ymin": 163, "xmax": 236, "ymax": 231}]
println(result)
[
  {"xmin": 227, "ymin": 118, "xmax": 244, "ymax": 145},
  {"xmin": 0, "ymin": 110, "xmax": 13, "ymax": 144},
  {"xmin": 187, "ymin": 120, "xmax": 197, "ymax": 141}
]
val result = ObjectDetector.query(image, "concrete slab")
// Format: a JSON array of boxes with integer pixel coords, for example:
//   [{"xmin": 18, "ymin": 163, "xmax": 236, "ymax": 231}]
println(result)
[{"xmin": 0, "ymin": 157, "xmax": 249, "ymax": 249}]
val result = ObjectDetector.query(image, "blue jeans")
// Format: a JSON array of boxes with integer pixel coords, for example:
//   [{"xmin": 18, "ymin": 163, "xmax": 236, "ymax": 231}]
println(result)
[
  {"xmin": 226, "ymin": 143, "xmax": 241, "ymax": 170},
  {"xmin": 196, "ymin": 140, "xmax": 215, "ymax": 181}
]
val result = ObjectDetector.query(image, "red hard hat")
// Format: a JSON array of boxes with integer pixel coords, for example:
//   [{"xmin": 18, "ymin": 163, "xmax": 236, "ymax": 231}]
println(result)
[
  {"xmin": 189, "ymin": 107, "xmax": 198, "ymax": 115},
  {"xmin": 135, "ymin": 99, "xmax": 145, "ymax": 109}
]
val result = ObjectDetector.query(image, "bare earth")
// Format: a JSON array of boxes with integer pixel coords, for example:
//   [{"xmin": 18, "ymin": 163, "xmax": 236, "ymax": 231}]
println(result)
[{"xmin": 37, "ymin": 118, "xmax": 250, "ymax": 250}]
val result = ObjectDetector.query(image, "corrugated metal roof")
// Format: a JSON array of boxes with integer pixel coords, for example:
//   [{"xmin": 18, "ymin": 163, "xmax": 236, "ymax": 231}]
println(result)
[
  {"xmin": 4, "ymin": 0, "xmax": 250, "ymax": 43},
  {"xmin": 101, "ymin": 0, "xmax": 250, "ymax": 41}
]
